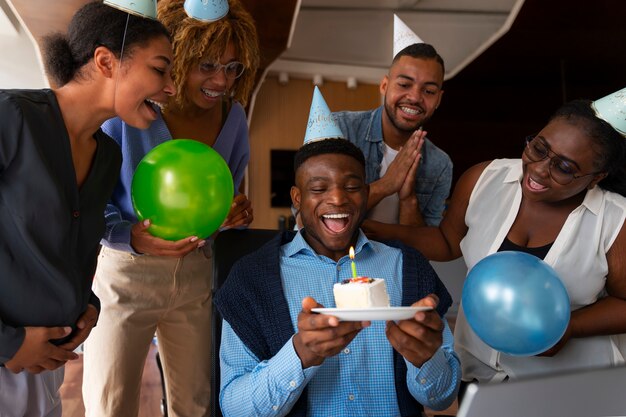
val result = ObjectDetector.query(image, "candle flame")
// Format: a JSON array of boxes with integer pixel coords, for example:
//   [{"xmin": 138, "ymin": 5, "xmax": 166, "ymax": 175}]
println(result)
[{"xmin": 349, "ymin": 246, "xmax": 355, "ymax": 260}]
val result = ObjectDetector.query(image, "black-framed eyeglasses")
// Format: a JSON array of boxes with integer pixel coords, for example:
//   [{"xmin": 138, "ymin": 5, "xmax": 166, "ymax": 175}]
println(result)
[
  {"xmin": 199, "ymin": 61, "xmax": 245, "ymax": 79},
  {"xmin": 523, "ymin": 135, "xmax": 600, "ymax": 185}
]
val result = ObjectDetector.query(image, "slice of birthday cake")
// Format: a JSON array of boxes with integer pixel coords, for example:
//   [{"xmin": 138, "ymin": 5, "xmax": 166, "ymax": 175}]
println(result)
[{"xmin": 333, "ymin": 277, "xmax": 390, "ymax": 308}]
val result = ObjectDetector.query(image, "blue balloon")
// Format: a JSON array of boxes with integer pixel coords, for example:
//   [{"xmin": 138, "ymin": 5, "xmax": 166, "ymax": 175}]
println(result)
[{"xmin": 462, "ymin": 251, "xmax": 570, "ymax": 356}]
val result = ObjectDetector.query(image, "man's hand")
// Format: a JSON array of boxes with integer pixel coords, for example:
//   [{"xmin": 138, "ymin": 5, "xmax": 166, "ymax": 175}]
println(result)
[
  {"xmin": 398, "ymin": 130, "xmax": 425, "ymax": 201},
  {"xmin": 293, "ymin": 297, "xmax": 370, "ymax": 368},
  {"xmin": 221, "ymin": 194, "xmax": 253, "ymax": 230},
  {"xmin": 397, "ymin": 130, "xmax": 426, "ymax": 225},
  {"xmin": 4, "ymin": 326, "xmax": 79, "ymax": 374},
  {"xmin": 378, "ymin": 129, "xmax": 424, "ymax": 194},
  {"xmin": 58, "ymin": 304, "xmax": 99, "ymax": 352},
  {"xmin": 368, "ymin": 129, "xmax": 424, "ymax": 209},
  {"xmin": 386, "ymin": 294, "xmax": 443, "ymax": 368},
  {"xmin": 131, "ymin": 219, "xmax": 204, "ymax": 257}
]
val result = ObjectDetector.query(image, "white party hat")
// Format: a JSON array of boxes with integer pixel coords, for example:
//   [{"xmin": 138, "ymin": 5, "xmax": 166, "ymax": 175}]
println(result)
[
  {"xmin": 303, "ymin": 86, "xmax": 345, "ymax": 144},
  {"xmin": 592, "ymin": 87, "xmax": 626, "ymax": 136},
  {"xmin": 393, "ymin": 14, "xmax": 424, "ymax": 59}
]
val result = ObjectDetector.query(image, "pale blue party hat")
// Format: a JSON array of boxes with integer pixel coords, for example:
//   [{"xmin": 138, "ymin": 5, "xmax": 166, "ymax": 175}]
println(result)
[
  {"xmin": 184, "ymin": 0, "xmax": 229, "ymax": 22},
  {"xmin": 592, "ymin": 86, "xmax": 626, "ymax": 136},
  {"xmin": 104, "ymin": 0, "xmax": 157, "ymax": 19},
  {"xmin": 303, "ymin": 86, "xmax": 345, "ymax": 144}
]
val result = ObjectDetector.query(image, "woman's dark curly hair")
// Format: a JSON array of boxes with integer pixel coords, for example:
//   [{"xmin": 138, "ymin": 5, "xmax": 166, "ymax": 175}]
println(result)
[
  {"xmin": 43, "ymin": 1, "xmax": 170, "ymax": 87},
  {"xmin": 550, "ymin": 99, "xmax": 626, "ymax": 196}
]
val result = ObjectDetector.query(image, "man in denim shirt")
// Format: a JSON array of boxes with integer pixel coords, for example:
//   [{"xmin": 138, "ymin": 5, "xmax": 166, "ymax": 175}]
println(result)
[{"xmin": 333, "ymin": 43, "xmax": 452, "ymax": 226}]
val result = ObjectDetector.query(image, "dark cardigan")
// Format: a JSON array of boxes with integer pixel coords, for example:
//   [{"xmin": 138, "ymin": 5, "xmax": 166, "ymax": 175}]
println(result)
[{"xmin": 214, "ymin": 231, "xmax": 452, "ymax": 417}]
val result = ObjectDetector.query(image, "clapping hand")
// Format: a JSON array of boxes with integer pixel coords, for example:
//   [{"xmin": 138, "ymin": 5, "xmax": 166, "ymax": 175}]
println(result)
[
  {"xmin": 398, "ymin": 129, "xmax": 426, "ymax": 201},
  {"xmin": 380, "ymin": 129, "xmax": 425, "ymax": 196}
]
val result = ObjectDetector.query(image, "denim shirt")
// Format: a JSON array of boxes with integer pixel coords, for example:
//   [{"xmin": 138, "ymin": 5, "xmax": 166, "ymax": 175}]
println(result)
[{"xmin": 333, "ymin": 106, "xmax": 452, "ymax": 226}]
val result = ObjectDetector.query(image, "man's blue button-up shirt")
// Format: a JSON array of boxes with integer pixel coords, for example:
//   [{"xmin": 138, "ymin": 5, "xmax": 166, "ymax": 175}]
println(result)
[{"xmin": 220, "ymin": 231, "xmax": 460, "ymax": 417}]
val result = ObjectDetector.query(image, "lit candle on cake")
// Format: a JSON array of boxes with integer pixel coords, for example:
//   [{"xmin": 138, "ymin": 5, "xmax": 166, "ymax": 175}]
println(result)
[
  {"xmin": 334, "ymin": 247, "xmax": 390, "ymax": 308},
  {"xmin": 349, "ymin": 246, "xmax": 358, "ymax": 279}
]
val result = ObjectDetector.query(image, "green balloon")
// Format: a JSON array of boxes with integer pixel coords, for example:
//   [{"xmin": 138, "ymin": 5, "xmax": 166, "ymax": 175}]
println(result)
[{"xmin": 131, "ymin": 139, "xmax": 234, "ymax": 241}]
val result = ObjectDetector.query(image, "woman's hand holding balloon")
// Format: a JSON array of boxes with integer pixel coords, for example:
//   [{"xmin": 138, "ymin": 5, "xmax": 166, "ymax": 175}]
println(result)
[
  {"xmin": 130, "ymin": 219, "xmax": 205, "ymax": 257},
  {"xmin": 221, "ymin": 194, "xmax": 253, "ymax": 230},
  {"xmin": 536, "ymin": 320, "xmax": 574, "ymax": 357}
]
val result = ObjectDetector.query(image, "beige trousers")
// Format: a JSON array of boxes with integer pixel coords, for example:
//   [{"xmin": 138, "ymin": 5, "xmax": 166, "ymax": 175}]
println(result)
[{"xmin": 82, "ymin": 246, "xmax": 212, "ymax": 417}]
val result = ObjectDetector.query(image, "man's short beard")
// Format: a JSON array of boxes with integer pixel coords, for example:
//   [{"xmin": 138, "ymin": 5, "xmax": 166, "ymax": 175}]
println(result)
[{"xmin": 383, "ymin": 99, "xmax": 426, "ymax": 134}]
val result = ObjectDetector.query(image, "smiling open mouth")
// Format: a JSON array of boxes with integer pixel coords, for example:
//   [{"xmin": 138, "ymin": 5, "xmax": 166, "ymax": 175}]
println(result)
[
  {"xmin": 400, "ymin": 106, "xmax": 423, "ymax": 116},
  {"xmin": 527, "ymin": 176, "xmax": 548, "ymax": 191},
  {"xmin": 145, "ymin": 98, "xmax": 164, "ymax": 113},
  {"xmin": 321, "ymin": 213, "xmax": 349, "ymax": 233},
  {"xmin": 201, "ymin": 88, "xmax": 225, "ymax": 98}
]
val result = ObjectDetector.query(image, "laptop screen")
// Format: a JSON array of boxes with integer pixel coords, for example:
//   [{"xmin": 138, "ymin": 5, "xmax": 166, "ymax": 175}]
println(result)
[{"xmin": 457, "ymin": 365, "xmax": 626, "ymax": 417}]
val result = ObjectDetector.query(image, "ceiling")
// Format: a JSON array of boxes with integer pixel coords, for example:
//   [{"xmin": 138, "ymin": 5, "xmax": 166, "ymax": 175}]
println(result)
[
  {"xmin": 1, "ymin": 0, "xmax": 624, "ymax": 186},
  {"xmin": 269, "ymin": 0, "xmax": 524, "ymax": 85},
  {"xmin": 1, "ymin": 0, "xmax": 299, "ymax": 90},
  {"xmin": 1, "ymin": 0, "xmax": 525, "ymax": 89}
]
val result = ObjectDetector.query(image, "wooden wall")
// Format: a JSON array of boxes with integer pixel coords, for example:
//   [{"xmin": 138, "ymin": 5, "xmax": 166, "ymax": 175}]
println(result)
[
  {"xmin": 10, "ymin": 0, "xmax": 624, "ymax": 230},
  {"xmin": 246, "ymin": 0, "xmax": 626, "ymax": 230},
  {"xmin": 247, "ymin": 76, "xmax": 381, "ymax": 229}
]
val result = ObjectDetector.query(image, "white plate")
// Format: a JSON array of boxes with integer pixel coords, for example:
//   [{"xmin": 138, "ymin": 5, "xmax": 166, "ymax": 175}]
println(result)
[{"xmin": 311, "ymin": 306, "xmax": 433, "ymax": 321}]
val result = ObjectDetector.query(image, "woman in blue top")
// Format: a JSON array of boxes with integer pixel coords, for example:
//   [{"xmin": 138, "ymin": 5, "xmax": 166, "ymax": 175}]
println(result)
[{"xmin": 82, "ymin": 1, "xmax": 260, "ymax": 416}]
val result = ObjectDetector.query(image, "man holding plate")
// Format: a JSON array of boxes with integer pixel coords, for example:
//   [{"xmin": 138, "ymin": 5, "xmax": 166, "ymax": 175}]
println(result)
[{"xmin": 214, "ymin": 88, "xmax": 460, "ymax": 417}]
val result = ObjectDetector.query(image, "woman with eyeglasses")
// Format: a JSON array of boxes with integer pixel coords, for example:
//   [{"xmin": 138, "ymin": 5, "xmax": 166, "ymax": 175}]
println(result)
[
  {"xmin": 363, "ymin": 93, "xmax": 626, "ymax": 388},
  {"xmin": 82, "ymin": 1, "xmax": 259, "ymax": 416}
]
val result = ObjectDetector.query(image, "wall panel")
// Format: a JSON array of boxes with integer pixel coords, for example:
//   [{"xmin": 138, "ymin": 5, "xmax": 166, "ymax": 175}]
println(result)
[{"xmin": 248, "ymin": 76, "xmax": 381, "ymax": 229}]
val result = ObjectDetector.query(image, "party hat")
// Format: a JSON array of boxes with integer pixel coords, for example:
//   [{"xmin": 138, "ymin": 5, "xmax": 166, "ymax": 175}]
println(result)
[
  {"xmin": 393, "ymin": 14, "xmax": 424, "ymax": 59},
  {"xmin": 592, "ymin": 87, "xmax": 626, "ymax": 136},
  {"xmin": 184, "ymin": 0, "xmax": 229, "ymax": 22},
  {"xmin": 303, "ymin": 86, "xmax": 345, "ymax": 144},
  {"xmin": 103, "ymin": 0, "xmax": 157, "ymax": 19}
]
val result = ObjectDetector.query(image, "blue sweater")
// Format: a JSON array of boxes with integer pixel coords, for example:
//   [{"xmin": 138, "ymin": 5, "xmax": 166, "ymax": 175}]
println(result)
[{"xmin": 215, "ymin": 231, "xmax": 452, "ymax": 417}]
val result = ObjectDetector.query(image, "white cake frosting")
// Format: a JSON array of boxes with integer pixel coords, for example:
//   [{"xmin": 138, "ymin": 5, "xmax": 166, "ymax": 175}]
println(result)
[{"xmin": 333, "ymin": 277, "xmax": 390, "ymax": 308}]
